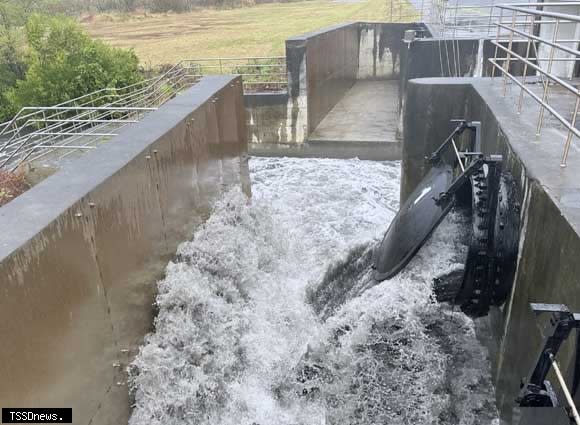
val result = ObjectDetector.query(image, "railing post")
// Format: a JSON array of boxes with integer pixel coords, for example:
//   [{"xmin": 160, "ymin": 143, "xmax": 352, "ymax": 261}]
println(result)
[
  {"xmin": 487, "ymin": 4, "xmax": 494, "ymax": 38},
  {"xmin": 502, "ymin": 10, "xmax": 518, "ymax": 96},
  {"xmin": 492, "ymin": 7, "xmax": 504, "ymax": 78},
  {"xmin": 442, "ymin": 0, "xmax": 448, "ymax": 37},
  {"xmin": 503, "ymin": 10, "xmax": 517, "ymax": 96},
  {"xmin": 561, "ymin": 95, "xmax": 580, "ymax": 167},
  {"xmin": 453, "ymin": 0, "xmax": 459, "ymax": 38},
  {"xmin": 537, "ymin": 18, "xmax": 560, "ymax": 136},
  {"xmin": 518, "ymin": 13, "xmax": 534, "ymax": 113}
]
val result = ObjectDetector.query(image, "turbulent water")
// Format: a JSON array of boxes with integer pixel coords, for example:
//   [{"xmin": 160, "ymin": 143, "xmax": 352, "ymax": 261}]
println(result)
[{"xmin": 128, "ymin": 157, "xmax": 498, "ymax": 425}]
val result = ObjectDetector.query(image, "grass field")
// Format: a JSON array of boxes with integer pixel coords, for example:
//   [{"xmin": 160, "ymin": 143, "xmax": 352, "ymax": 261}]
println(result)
[{"xmin": 84, "ymin": 0, "xmax": 417, "ymax": 66}]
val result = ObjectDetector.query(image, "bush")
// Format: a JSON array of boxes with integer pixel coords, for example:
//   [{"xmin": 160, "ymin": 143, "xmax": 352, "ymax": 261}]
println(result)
[
  {"xmin": 45, "ymin": 0, "xmax": 140, "ymax": 14},
  {"xmin": 0, "ymin": 1, "xmax": 31, "ymax": 120},
  {"xmin": 6, "ymin": 14, "xmax": 142, "ymax": 113},
  {"xmin": 150, "ymin": 0, "xmax": 192, "ymax": 12}
]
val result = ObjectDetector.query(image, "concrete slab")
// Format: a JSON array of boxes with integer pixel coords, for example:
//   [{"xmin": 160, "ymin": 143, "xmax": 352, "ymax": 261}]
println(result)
[{"xmin": 309, "ymin": 80, "xmax": 400, "ymax": 144}]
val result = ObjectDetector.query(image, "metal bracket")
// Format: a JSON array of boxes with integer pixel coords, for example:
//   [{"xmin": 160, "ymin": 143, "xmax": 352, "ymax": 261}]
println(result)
[
  {"xmin": 517, "ymin": 303, "xmax": 580, "ymax": 408},
  {"xmin": 428, "ymin": 119, "xmax": 482, "ymax": 164},
  {"xmin": 433, "ymin": 154, "xmax": 503, "ymax": 206}
]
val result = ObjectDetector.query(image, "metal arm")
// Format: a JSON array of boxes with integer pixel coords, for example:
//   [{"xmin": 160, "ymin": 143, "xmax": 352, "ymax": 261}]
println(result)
[
  {"xmin": 433, "ymin": 154, "xmax": 503, "ymax": 205},
  {"xmin": 517, "ymin": 303, "xmax": 580, "ymax": 409},
  {"xmin": 428, "ymin": 120, "xmax": 482, "ymax": 164}
]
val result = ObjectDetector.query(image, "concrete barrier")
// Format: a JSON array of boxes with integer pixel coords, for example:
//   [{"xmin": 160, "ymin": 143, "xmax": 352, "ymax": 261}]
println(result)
[
  {"xmin": 297, "ymin": 23, "xmax": 360, "ymax": 134},
  {"xmin": 402, "ymin": 77, "xmax": 580, "ymax": 424},
  {"xmin": 0, "ymin": 75, "xmax": 249, "ymax": 425},
  {"xmin": 247, "ymin": 22, "xmax": 426, "ymax": 156},
  {"xmin": 400, "ymin": 38, "xmax": 537, "ymax": 92}
]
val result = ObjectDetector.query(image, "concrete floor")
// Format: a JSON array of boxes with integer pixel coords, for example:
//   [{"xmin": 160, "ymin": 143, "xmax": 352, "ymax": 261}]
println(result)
[
  {"xmin": 481, "ymin": 78, "xmax": 580, "ymax": 229},
  {"xmin": 309, "ymin": 80, "xmax": 399, "ymax": 145}
]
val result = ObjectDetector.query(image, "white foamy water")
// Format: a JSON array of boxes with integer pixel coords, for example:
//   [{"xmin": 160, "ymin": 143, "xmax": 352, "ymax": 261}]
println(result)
[{"xmin": 129, "ymin": 157, "xmax": 498, "ymax": 425}]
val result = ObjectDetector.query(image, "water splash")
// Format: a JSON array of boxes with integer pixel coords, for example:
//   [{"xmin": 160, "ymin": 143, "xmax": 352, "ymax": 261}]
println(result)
[{"xmin": 129, "ymin": 157, "xmax": 497, "ymax": 425}]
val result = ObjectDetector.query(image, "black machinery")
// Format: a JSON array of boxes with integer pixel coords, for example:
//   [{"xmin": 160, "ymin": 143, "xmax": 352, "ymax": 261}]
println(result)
[
  {"xmin": 372, "ymin": 119, "xmax": 521, "ymax": 317},
  {"xmin": 516, "ymin": 303, "xmax": 580, "ymax": 424}
]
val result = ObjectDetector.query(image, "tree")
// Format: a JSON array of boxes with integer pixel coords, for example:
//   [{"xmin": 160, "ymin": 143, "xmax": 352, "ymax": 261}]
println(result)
[
  {"xmin": 6, "ymin": 14, "xmax": 142, "ymax": 113},
  {"xmin": 0, "ymin": 0, "xmax": 42, "ymax": 120}
]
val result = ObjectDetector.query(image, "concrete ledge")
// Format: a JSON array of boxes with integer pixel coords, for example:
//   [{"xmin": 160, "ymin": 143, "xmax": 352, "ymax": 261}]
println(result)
[
  {"xmin": 249, "ymin": 140, "xmax": 401, "ymax": 160},
  {"xmin": 286, "ymin": 22, "xmax": 357, "ymax": 42}
]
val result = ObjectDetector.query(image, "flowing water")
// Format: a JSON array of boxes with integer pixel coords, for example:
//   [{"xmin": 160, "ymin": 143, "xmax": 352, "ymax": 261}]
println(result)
[{"xmin": 128, "ymin": 157, "xmax": 498, "ymax": 425}]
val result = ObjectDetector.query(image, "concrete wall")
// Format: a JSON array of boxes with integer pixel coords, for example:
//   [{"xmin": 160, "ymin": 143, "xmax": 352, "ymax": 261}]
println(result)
[
  {"xmin": 397, "ymin": 38, "xmax": 537, "ymax": 156},
  {"xmin": 358, "ymin": 22, "xmax": 427, "ymax": 79},
  {"xmin": 297, "ymin": 23, "xmax": 360, "ymax": 134},
  {"xmin": 245, "ymin": 93, "xmax": 291, "ymax": 145},
  {"xmin": 0, "ymin": 75, "xmax": 249, "ymax": 425},
  {"xmin": 402, "ymin": 77, "xmax": 580, "ymax": 424},
  {"xmin": 247, "ymin": 21, "xmax": 427, "ymax": 153},
  {"xmin": 400, "ymin": 38, "xmax": 536, "ymax": 93}
]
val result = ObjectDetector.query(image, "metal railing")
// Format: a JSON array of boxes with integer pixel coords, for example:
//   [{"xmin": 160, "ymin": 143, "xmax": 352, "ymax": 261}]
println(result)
[
  {"xmin": 183, "ymin": 57, "xmax": 287, "ymax": 93},
  {"xmin": 0, "ymin": 60, "xmax": 197, "ymax": 171},
  {"xmin": 412, "ymin": 0, "xmax": 580, "ymax": 39},
  {"xmin": 429, "ymin": 0, "xmax": 523, "ymax": 38},
  {"xmin": 488, "ymin": 3, "xmax": 580, "ymax": 167},
  {"xmin": 0, "ymin": 56, "xmax": 286, "ymax": 171}
]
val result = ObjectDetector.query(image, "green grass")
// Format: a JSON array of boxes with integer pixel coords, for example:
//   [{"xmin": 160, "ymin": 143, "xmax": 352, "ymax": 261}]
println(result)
[{"xmin": 83, "ymin": 0, "xmax": 417, "ymax": 66}]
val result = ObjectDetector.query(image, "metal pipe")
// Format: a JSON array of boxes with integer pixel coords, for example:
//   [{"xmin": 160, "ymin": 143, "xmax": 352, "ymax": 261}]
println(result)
[
  {"xmin": 518, "ymin": 14, "xmax": 534, "ymax": 113},
  {"xmin": 496, "ymin": 22, "xmax": 580, "ymax": 58},
  {"xmin": 451, "ymin": 138, "xmax": 465, "ymax": 171},
  {"xmin": 549, "ymin": 354, "xmax": 580, "ymax": 423},
  {"xmin": 34, "ymin": 145, "xmax": 97, "ymax": 149},
  {"xmin": 29, "ymin": 119, "xmax": 139, "ymax": 124},
  {"xmin": 562, "ymin": 96, "xmax": 580, "ymax": 167},
  {"xmin": 489, "ymin": 59, "xmax": 580, "ymax": 141},
  {"xmin": 20, "ymin": 106, "xmax": 156, "ymax": 111},
  {"xmin": 498, "ymin": 4, "xmax": 580, "ymax": 23},
  {"xmin": 495, "ymin": 57, "xmax": 580, "ymax": 62},
  {"xmin": 1, "ymin": 56, "xmax": 289, "ymax": 170},
  {"xmin": 537, "ymin": 19, "xmax": 560, "ymax": 135},
  {"xmin": 492, "ymin": 7, "xmax": 504, "ymax": 78},
  {"xmin": 491, "ymin": 41, "xmax": 580, "ymax": 96},
  {"xmin": 503, "ymin": 10, "xmax": 519, "ymax": 95}
]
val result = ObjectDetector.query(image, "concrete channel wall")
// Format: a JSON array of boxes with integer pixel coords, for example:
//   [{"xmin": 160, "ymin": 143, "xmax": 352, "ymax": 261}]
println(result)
[
  {"xmin": 399, "ymin": 38, "xmax": 535, "ymax": 125},
  {"xmin": 0, "ymin": 75, "xmax": 249, "ymax": 425},
  {"xmin": 292, "ymin": 23, "xmax": 359, "ymax": 135},
  {"xmin": 402, "ymin": 77, "xmax": 580, "ymax": 425},
  {"xmin": 246, "ymin": 22, "xmax": 426, "ymax": 154}
]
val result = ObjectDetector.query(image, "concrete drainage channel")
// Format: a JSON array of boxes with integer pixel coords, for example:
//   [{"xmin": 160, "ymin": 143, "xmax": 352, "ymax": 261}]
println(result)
[
  {"xmin": 128, "ymin": 157, "xmax": 499, "ymax": 425},
  {"xmin": 2, "ymin": 20, "xmax": 580, "ymax": 425}
]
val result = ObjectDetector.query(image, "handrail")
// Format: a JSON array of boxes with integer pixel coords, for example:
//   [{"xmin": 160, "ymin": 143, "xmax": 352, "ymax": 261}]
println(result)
[
  {"xmin": 497, "ymin": 4, "xmax": 580, "ymax": 23},
  {"xmin": 488, "ymin": 2, "xmax": 580, "ymax": 167},
  {"xmin": 0, "ymin": 56, "xmax": 287, "ymax": 171},
  {"xmin": 425, "ymin": 0, "xmax": 580, "ymax": 38}
]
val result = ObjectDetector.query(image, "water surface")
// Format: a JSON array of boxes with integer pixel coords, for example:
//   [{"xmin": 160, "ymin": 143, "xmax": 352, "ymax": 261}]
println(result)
[{"xmin": 129, "ymin": 157, "xmax": 497, "ymax": 425}]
